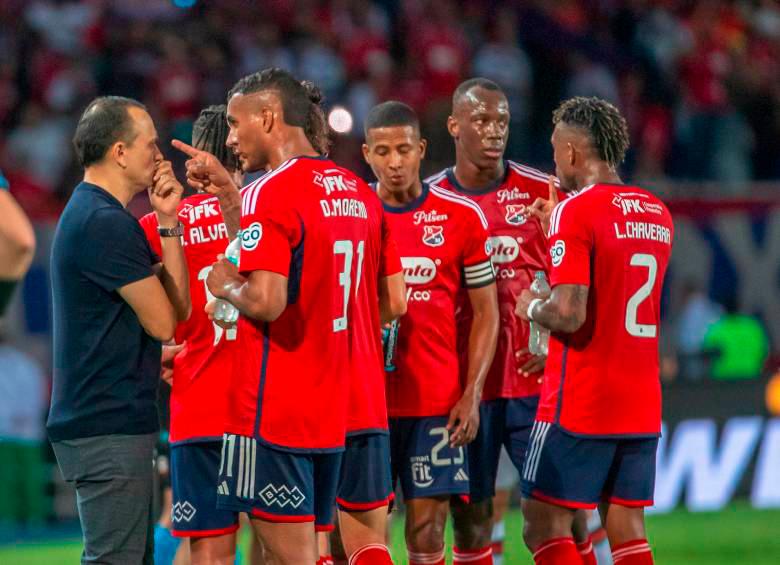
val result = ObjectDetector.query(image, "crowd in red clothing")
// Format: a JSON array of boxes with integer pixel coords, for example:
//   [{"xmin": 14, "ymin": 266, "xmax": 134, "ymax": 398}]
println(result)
[{"xmin": 0, "ymin": 0, "xmax": 778, "ymax": 219}]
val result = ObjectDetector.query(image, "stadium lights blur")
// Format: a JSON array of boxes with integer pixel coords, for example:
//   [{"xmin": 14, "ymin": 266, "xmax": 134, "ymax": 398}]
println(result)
[
  {"xmin": 328, "ymin": 106, "xmax": 354, "ymax": 135},
  {"xmin": 173, "ymin": 0, "xmax": 197, "ymax": 8}
]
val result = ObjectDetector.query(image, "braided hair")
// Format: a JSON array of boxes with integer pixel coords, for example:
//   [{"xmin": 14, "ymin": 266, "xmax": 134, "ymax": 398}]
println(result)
[
  {"xmin": 191, "ymin": 105, "xmax": 238, "ymax": 171},
  {"xmin": 228, "ymin": 68, "xmax": 331, "ymax": 155},
  {"xmin": 552, "ymin": 96, "xmax": 630, "ymax": 170}
]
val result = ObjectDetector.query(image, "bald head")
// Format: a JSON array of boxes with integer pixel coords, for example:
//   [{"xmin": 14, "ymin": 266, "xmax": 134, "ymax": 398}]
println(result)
[{"xmin": 452, "ymin": 78, "xmax": 504, "ymax": 113}]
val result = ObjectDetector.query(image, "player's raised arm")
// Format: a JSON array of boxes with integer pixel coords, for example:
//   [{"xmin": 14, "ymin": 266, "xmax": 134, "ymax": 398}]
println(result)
[
  {"xmin": 517, "ymin": 283, "xmax": 589, "ymax": 334},
  {"xmin": 172, "ymin": 139, "xmax": 242, "ymax": 238}
]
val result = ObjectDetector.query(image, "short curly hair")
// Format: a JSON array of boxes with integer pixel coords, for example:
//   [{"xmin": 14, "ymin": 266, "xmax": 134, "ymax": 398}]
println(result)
[{"xmin": 553, "ymin": 96, "xmax": 629, "ymax": 169}]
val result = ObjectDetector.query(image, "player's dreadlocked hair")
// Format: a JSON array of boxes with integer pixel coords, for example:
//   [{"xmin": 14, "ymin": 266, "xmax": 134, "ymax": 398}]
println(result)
[
  {"xmin": 191, "ymin": 105, "xmax": 238, "ymax": 171},
  {"xmin": 228, "ymin": 68, "xmax": 331, "ymax": 155},
  {"xmin": 553, "ymin": 96, "xmax": 630, "ymax": 170}
]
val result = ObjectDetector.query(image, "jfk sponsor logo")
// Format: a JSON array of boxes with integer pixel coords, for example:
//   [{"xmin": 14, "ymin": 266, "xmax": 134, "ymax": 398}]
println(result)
[
  {"xmin": 181, "ymin": 200, "xmax": 220, "ymax": 224},
  {"xmin": 313, "ymin": 169, "xmax": 358, "ymax": 195},
  {"xmin": 422, "ymin": 225, "xmax": 445, "ymax": 247},
  {"xmin": 413, "ymin": 209, "xmax": 449, "ymax": 225},
  {"xmin": 612, "ymin": 194, "xmax": 664, "ymax": 217},
  {"xmin": 497, "ymin": 187, "xmax": 531, "ymax": 204},
  {"xmin": 259, "ymin": 484, "xmax": 306, "ymax": 509},
  {"xmin": 172, "ymin": 501, "xmax": 197, "ymax": 523}
]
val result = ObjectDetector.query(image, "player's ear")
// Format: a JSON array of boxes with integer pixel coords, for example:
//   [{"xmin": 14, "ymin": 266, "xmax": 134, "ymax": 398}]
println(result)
[
  {"xmin": 567, "ymin": 142, "xmax": 576, "ymax": 167},
  {"xmin": 446, "ymin": 115, "xmax": 458, "ymax": 139},
  {"xmin": 261, "ymin": 108, "xmax": 275, "ymax": 134},
  {"xmin": 361, "ymin": 143, "xmax": 371, "ymax": 164},
  {"xmin": 419, "ymin": 138, "xmax": 428, "ymax": 159}
]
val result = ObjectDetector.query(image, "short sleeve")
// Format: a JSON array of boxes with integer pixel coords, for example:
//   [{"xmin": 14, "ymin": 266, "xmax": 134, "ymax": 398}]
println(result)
[
  {"xmin": 547, "ymin": 198, "xmax": 592, "ymax": 287},
  {"xmin": 239, "ymin": 183, "xmax": 300, "ymax": 277},
  {"xmin": 138, "ymin": 213, "xmax": 163, "ymax": 259},
  {"xmin": 462, "ymin": 207, "xmax": 495, "ymax": 289},
  {"xmin": 82, "ymin": 208, "xmax": 157, "ymax": 292},
  {"xmin": 380, "ymin": 211, "xmax": 402, "ymax": 277}
]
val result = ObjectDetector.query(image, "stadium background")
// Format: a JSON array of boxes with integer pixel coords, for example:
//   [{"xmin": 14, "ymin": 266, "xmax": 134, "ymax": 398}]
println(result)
[{"xmin": 1, "ymin": 0, "xmax": 779, "ymax": 563}]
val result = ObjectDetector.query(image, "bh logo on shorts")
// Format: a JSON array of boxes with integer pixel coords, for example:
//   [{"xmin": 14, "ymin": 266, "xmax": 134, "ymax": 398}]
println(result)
[
  {"xmin": 259, "ymin": 484, "xmax": 306, "ymax": 509},
  {"xmin": 504, "ymin": 204, "xmax": 527, "ymax": 225},
  {"xmin": 172, "ymin": 501, "xmax": 197, "ymax": 523},
  {"xmin": 422, "ymin": 225, "xmax": 444, "ymax": 247},
  {"xmin": 410, "ymin": 456, "xmax": 434, "ymax": 488},
  {"xmin": 241, "ymin": 222, "xmax": 263, "ymax": 251}
]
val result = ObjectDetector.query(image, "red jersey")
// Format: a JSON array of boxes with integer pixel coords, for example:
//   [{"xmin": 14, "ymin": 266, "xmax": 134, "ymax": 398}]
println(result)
[
  {"xmin": 537, "ymin": 184, "xmax": 673, "ymax": 436},
  {"xmin": 139, "ymin": 192, "xmax": 237, "ymax": 444},
  {"xmin": 384, "ymin": 183, "xmax": 494, "ymax": 418},
  {"xmin": 346, "ymin": 201, "xmax": 402, "ymax": 435},
  {"xmin": 427, "ymin": 161, "xmax": 555, "ymax": 401},
  {"xmin": 233, "ymin": 157, "xmax": 383, "ymax": 451}
]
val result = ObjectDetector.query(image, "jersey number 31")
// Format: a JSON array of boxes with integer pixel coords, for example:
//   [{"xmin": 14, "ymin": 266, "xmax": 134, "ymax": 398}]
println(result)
[{"xmin": 333, "ymin": 240, "xmax": 365, "ymax": 332}]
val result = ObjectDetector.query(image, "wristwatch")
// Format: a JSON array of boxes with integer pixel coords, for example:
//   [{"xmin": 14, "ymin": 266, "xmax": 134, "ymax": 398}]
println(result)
[{"xmin": 158, "ymin": 223, "xmax": 184, "ymax": 237}]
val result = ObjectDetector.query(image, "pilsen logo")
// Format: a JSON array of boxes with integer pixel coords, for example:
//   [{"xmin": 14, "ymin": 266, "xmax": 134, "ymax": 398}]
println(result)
[
  {"xmin": 497, "ymin": 187, "xmax": 531, "ymax": 204},
  {"xmin": 413, "ymin": 210, "xmax": 449, "ymax": 225}
]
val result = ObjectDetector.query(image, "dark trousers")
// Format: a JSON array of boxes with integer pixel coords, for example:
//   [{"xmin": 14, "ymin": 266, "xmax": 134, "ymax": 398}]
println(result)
[{"xmin": 52, "ymin": 433, "xmax": 157, "ymax": 564}]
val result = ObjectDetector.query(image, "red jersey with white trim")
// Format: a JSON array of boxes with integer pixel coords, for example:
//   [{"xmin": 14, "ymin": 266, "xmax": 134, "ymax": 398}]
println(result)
[
  {"xmin": 140, "ymin": 191, "xmax": 240, "ymax": 444},
  {"xmin": 233, "ymin": 156, "xmax": 384, "ymax": 451},
  {"xmin": 537, "ymin": 183, "xmax": 673, "ymax": 436},
  {"xmin": 346, "ymin": 201, "xmax": 403, "ymax": 435},
  {"xmin": 427, "ymin": 161, "xmax": 556, "ymax": 401},
  {"xmin": 383, "ymin": 183, "xmax": 494, "ymax": 418}
]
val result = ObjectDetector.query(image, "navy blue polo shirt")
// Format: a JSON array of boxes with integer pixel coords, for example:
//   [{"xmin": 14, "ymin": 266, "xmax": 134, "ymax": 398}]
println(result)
[{"xmin": 48, "ymin": 182, "xmax": 161, "ymax": 441}]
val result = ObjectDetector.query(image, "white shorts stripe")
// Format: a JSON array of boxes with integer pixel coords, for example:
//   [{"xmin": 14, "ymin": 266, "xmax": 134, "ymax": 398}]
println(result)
[
  {"xmin": 526, "ymin": 423, "xmax": 551, "ymax": 482},
  {"xmin": 225, "ymin": 434, "xmax": 235, "ymax": 478},
  {"xmin": 218, "ymin": 433, "xmax": 227, "ymax": 475},
  {"xmin": 237, "ymin": 436, "xmax": 245, "ymax": 498},
  {"xmin": 249, "ymin": 438, "xmax": 257, "ymax": 500},
  {"xmin": 522, "ymin": 422, "xmax": 543, "ymax": 480}
]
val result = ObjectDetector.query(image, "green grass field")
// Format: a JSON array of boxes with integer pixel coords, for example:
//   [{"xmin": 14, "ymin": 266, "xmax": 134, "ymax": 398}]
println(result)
[{"xmin": 3, "ymin": 503, "xmax": 779, "ymax": 564}]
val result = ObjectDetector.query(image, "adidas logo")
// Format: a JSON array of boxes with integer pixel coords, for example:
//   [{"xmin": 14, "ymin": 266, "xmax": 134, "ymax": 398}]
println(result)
[
  {"xmin": 454, "ymin": 469, "xmax": 469, "ymax": 482},
  {"xmin": 217, "ymin": 481, "xmax": 230, "ymax": 495}
]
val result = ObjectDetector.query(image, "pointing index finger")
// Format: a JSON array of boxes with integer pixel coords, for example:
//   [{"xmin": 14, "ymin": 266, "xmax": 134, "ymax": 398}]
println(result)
[
  {"xmin": 548, "ymin": 175, "xmax": 559, "ymax": 205},
  {"xmin": 171, "ymin": 139, "xmax": 202, "ymax": 158}
]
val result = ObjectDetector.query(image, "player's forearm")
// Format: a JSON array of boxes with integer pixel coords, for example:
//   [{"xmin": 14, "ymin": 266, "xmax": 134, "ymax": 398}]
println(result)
[
  {"xmin": 529, "ymin": 285, "xmax": 588, "ymax": 334},
  {"xmin": 0, "ymin": 192, "xmax": 36, "ymax": 279},
  {"xmin": 156, "ymin": 215, "xmax": 191, "ymax": 321},
  {"xmin": 217, "ymin": 185, "xmax": 242, "ymax": 239},
  {"xmin": 463, "ymin": 304, "xmax": 499, "ymax": 400},
  {"xmin": 224, "ymin": 276, "xmax": 285, "ymax": 322}
]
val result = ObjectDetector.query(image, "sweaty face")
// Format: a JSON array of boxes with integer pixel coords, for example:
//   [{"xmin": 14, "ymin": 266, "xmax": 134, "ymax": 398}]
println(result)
[
  {"xmin": 363, "ymin": 125, "xmax": 425, "ymax": 194},
  {"xmin": 451, "ymin": 87, "xmax": 510, "ymax": 169},
  {"xmin": 226, "ymin": 92, "xmax": 271, "ymax": 173},
  {"xmin": 551, "ymin": 123, "xmax": 577, "ymax": 193},
  {"xmin": 123, "ymin": 107, "xmax": 162, "ymax": 191}
]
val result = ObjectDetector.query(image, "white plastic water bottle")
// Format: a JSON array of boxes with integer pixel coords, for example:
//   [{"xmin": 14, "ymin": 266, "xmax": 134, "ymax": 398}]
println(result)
[
  {"xmin": 528, "ymin": 271, "xmax": 551, "ymax": 356},
  {"xmin": 213, "ymin": 237, "xmax": 241, "ymax": 324}
]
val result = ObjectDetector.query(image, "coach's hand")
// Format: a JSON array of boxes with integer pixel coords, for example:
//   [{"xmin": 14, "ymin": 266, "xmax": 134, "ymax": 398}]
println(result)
[
  {"xmin": 149, "ymin": 160, "xmax": 184, "ymax": 222},
  {"xmin": 206, "ymin": 255, "xmax": 240, "ymax": 300},
  {"xmin": 447, "ymin": 390, "xmax": 480, "ymax": 447},
  {"xmin": 172, "ymin": 140, "xmax": 237, "ymax": 197},
  {"xmin": 160, "ymin": 342, "xmax": 185, "ymax": 385},
  {"xmin": 524, "ymin": 175, "xmax": 559, "ymax": 235}
]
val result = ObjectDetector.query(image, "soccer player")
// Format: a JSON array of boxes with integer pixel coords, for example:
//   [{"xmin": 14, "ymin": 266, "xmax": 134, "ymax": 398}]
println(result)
[
  {"xmin": 516, "ymin": 97, "xmax": 673, "ymax": 565},
  {"xmin": 362, "ymin": 101, "xmax": 499, "ymax": 565},
  {"xmin": 140, "ymin": 105, "xmax": 246, "ymax": 565},
  {"xmin": 174, "ymin": 68, "xmax": 395, "ymax": 565},
  {"xmin": 426, "ymin": 78, "xmax": 560, "ymax": 565}
]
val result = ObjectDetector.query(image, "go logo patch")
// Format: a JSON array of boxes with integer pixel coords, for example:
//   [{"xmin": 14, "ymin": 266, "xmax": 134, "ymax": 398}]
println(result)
[
  {"xmin": 550, "ymin": 240, "xmax": 565, "ymax": 267},
  {"xmin": 241, "ymin": 222, "xmax": 263, "ymax": 251},
  {"xmin": 484, "ymin": 238, "xmax": 493, "ymax": 256}
]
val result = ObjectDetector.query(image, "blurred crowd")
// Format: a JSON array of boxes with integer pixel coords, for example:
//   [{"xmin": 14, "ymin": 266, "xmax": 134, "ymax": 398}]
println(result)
[{"xmin": 0, "ymin": 0, "xmax": 779, "ymax": 220}]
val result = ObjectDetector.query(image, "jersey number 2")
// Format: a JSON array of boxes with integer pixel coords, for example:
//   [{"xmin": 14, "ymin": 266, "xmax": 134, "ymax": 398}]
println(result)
[
  {"xmin": 625, "ymin": 253, "xmax": 658, "ymax": 338},
  {"xmin": 333, "ymin": 240, "xmax": 365, "ymax": 332}
]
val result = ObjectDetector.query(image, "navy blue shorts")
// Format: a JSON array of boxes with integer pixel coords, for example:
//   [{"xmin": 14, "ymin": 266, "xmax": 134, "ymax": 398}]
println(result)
[
  {"xmin": 467, "ymin": 397, "xmax": 539, "ymax": 502},
  {"xmin": 390, "ymin": 416, "xmax": 470, "ymax": 500},
  {"xmin": 337, "ymin": 433, "xmax": 393, "ymax": 512},
  {"xmin": 216, "ymin": 434, "xmax": 342, "ymax": 529},
  {"xmin": 170, "ymin": 441, "xmax": 239, "ymax": 537},
  {"xmin": 521, "ymin": 421, "xmax": 658, "ymax": 509}
]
